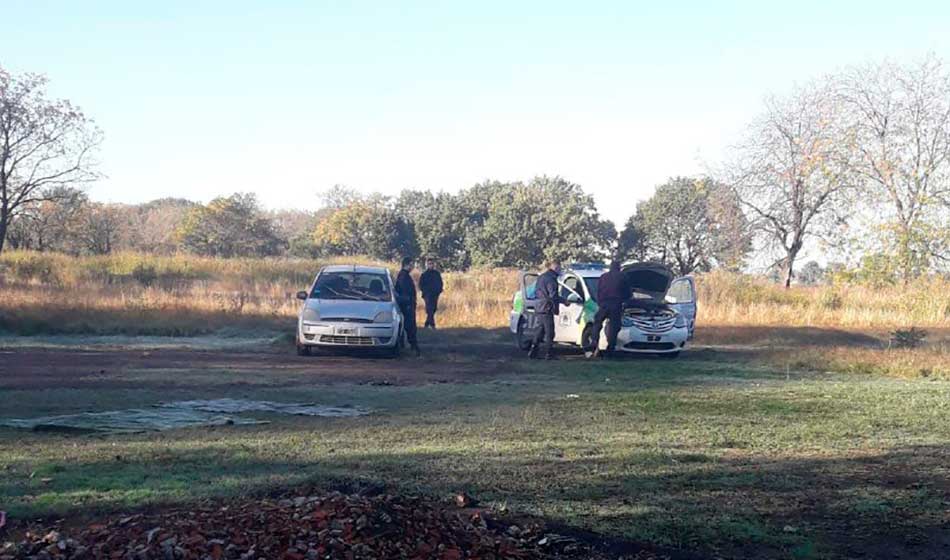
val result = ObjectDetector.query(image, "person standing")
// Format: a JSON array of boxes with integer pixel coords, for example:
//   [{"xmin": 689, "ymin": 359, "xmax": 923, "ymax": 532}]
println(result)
[
  {"xmin": 418, "ymin": 259, "xmax": 444, "ymax": 329},
  {"xmin": 394, "ymin": 256, "xmax": 421, "ymax": 356},
  {"xmin": 586, "ymin": 260, "xmax": 630, "ymax": 359},
  {"xmin": 528, "ymin": 259, "xmax": 563, "ymax": 360}
]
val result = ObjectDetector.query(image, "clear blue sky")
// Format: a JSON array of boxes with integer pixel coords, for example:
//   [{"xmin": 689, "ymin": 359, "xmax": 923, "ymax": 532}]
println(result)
[{"xmin": 2, "ymin": 0, "xmax": 949, "ymax": 225}]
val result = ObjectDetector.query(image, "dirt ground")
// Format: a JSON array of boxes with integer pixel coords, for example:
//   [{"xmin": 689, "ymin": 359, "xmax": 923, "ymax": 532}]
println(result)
[
  {"xmin": 0, "ymin": 345, "xmax": 517, "ymax": 391},
  {"xmin": 4, "ymin": 330, "xmax": 950, "ymax": 560}
]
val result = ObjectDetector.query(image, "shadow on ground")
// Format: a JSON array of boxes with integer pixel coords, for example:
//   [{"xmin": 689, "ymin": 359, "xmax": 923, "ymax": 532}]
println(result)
[{"xmin": 7, "ymin": 442, "xmax": 949, "ymax": 559}]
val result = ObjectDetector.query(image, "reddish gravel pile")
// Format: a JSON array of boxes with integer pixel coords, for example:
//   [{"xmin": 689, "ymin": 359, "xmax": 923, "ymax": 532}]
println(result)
[{"xmin": 2, "ymin": 492, "xmax": 659, "ymax": 560}]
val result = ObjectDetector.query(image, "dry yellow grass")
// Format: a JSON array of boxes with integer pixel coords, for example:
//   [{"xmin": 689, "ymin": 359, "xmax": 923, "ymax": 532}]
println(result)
[
  {"xmin": 0, "ymin": 251, "xmax": 516, "ymax": 334},
  {"xmin": 1, "ymin": 251, "xmax": 948, "ymax": 336},
  {"xmin": 697, "ymin": 270, "xmax": 950, "ymax": 328}
]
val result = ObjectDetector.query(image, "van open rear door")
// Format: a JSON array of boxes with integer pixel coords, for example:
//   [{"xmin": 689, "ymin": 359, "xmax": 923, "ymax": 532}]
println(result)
[{"xmin": 666, "ymin": 276, "xmax": 697, "ymax": 339}]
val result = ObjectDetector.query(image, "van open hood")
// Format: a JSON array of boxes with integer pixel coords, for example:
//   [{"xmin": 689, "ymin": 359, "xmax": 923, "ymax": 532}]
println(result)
[{"xmin": 622, "ymin": 262, "xmax": 674, "ymax": 304}]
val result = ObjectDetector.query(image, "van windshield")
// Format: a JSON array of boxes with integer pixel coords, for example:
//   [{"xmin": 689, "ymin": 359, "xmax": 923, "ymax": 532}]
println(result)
[{"xmin": 311, "ymin": 272, "xmax": 391, "ymax": 301}]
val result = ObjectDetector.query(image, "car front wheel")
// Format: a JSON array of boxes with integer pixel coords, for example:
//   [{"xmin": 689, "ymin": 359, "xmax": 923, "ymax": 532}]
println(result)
[{"xmin": 296, "ymin": 343, "xmax": 311, "ymax": 356}]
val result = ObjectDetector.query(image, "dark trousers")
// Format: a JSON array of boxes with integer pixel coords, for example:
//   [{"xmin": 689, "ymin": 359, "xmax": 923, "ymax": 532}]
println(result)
[
  {"xmin": 400, "ymin": 304, "xmax": 418, "ymax": 347},
  {"xmin": 423, "ymin": 294, "xmax": 439, "ymax": 328},
  {"xmin": 532, "ymin": 313, "xmax": 556, "ymax": 357},
  {"xmin": 590, "ymin": 303, "xmax": 623, "ymax": 354}
]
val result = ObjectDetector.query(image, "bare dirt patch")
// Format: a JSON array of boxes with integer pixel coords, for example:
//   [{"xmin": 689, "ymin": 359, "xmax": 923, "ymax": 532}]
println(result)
[{"xmin": 0, "ymin": 346, "xmax": 515, "ymax": 391}]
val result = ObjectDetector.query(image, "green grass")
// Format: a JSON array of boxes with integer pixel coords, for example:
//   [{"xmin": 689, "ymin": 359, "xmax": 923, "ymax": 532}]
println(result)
[{"xmin": 2, "ymin": 346, "xmax": 950, "ymax": 559}]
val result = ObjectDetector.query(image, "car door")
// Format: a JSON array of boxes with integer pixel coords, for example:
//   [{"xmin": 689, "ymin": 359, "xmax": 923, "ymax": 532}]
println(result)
[
  {"xmin": 518, "ymin": 272, "xmax": 541, "ymax": 340},
  {"xmin": 666, "ymin": 276, "xmax": 697, "ymax": 339},
  {"xmin": 555, "ymin": 274, "xmax": 585, "ymax": 344}
]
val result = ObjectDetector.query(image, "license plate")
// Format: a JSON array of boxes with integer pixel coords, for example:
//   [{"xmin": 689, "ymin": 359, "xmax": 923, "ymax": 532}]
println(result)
[
  {"xmin": 336, "ymin": 328, "xmax": 356, "ymax": 335},
  {"xmin": 647, "ymin": 335, "xmax": 662, "ymax": 342}
]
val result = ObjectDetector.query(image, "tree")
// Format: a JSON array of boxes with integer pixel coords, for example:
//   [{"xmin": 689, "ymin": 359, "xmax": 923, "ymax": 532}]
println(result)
[
  {"xmin": 318, "ymin": 184, "xmax": 362, "ymax": 210},
  {"xmin": 466, "ymin": 176, "xmax": 616, "ymax": 268},
  {"xmin": 394, "ymin": 190, "xmax": 468, "ymax": 269},
  {"xmin": 727, "ymin": 80, "xmax": 857, "ymax": 287},
  {"xmin": 797, "ymin": 260, "xmax": 826, "ymax": 285},
  {"xmin": 178, "ymin": 193, "xmax": 286, "ymax": 257},
  {"xmin": 840, "ymin": 55, "xmax": 950, "ymax": 278},
  {"xmin": 126, "ymin": 198, "xmax": 197, "ymax": 254},
  {"xmin": 5, "ymin": 186, "xmax": 88, "ymax": 252},
  {"xmin": 619, "ymin": 177, "xmax": 750, "ymax": 275},
  {"xmin": 312, "ymin": 199, "xmax": 417, "ymax": 261},
  {"xmin": 77, "ymin": 203, "xmax": 124, "ymax": 255},
  {"xmin": 0, "ymin": 66, "xmax": 102, "ymax": 253}
]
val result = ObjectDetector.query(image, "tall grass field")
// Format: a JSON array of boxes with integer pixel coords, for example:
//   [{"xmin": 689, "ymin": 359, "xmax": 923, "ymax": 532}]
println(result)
[{"xmin": 1, "ymin": 250, "xmax": 949, "ymax": 336}]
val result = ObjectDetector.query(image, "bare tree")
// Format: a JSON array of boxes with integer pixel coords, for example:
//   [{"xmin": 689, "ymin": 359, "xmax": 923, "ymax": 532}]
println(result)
[
  {"xmin": 727, "ymin": 81, "xmax": 857, "ymax": 287},
  {"xmin": 839, "ymin": 55, "xmax": 950, "ymax": 278},
  {"xmin": 0, "ymin": 66, "xmax": 102, "ymax": 253}
]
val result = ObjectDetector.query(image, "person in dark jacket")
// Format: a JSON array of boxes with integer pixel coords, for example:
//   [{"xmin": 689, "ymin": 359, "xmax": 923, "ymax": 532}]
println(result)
[
  {"xmin": 528, "ymin": 259, "xmax": 563, "ymax": 360},
  {"xmin": 394, "ymin": 256, "xmax": 421, "ymax": 356},
  {"xmin": 418, "ymin": 259, "xmax": 444, "ymax": 329},
  {"xmin": 586, "ymin": 260, "xmax": 631, "ymax": 359}
]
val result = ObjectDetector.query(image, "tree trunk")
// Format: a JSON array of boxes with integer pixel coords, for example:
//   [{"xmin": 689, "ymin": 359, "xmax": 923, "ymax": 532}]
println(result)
[
  {"xmin": 0, "ymin": 211, "xmax": 7, "ymax": 255},
  {"xmin": 783, "ymin": 247, "xmax": 801, "ymax": 289}
]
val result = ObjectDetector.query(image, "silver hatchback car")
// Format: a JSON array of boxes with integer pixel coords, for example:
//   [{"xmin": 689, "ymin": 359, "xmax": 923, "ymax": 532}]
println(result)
[{"xmin": 295, "ymin": 265, "xmax": 404, "ymax": 357}]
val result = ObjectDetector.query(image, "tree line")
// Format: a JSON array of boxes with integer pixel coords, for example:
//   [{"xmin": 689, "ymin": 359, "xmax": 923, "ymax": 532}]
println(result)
[{"xmin": 2, "ymin": 57, "xmax": 949, "ymax": 284}]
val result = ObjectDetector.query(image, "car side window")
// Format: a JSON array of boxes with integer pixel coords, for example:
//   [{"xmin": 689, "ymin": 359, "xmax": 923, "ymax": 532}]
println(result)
[
  {"xmin": 667, "ymin": 278, "xmax": 694, "ymax": 303},
  {"xmin": 560, "ymin": 276, "xmax": 583, "ymax": 302}
]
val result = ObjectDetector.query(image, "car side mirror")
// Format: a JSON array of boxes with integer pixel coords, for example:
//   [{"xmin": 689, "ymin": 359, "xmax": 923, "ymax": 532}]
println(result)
[{"xmin": 296, "ymin": 291, "xmax": 308, "ymax": 300}]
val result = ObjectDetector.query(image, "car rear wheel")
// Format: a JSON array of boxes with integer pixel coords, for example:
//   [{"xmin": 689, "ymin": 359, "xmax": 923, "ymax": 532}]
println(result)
[{"xmin": 515, "ymin": 317, "xmax": 533, "ymax": 350}]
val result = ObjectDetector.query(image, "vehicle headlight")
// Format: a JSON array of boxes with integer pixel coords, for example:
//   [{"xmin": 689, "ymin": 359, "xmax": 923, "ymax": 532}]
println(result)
[
  {"xmin": 302, "ymin": 308, "xmax": 320, "ymax": 322},
  {"xmin": 373, "ymin": 311, "xmax": 394, "ymax": 323},
  {"xmin": 674, "ymin": 314, "xmax": 686, "ymax": 328}
]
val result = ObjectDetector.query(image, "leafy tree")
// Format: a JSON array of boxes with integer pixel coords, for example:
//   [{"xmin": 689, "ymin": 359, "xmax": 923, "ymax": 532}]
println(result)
[
  {"xmin": 394, "ymin": 190, "xmax": 468, "ymax": 269},
  {"xmin": 797, "ymin": 260, "xmax": 826, "ymax": 285},
  {"xmin": 466, "ymin": 176, "xmax": 616, "ymax": 268},
  {"xmin": 312, "ymin": 199, "xmax": 417, "ymax": 261},
  {"xmin": 619, "ymin": 177, "xmax": 750, "ymax": 275},
  {"xmin": 178, "ymin": 193, "xmax": 285, "ymax": 257},
  {"xmin": 0, "ymin": 66, "xmax": 102, "ymax": 253}
]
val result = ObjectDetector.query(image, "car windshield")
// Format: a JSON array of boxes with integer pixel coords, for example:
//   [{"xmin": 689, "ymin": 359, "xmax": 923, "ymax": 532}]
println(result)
[{"xmin": 311, "ymin": 272, "xmax": 391, "ymax": 301}]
